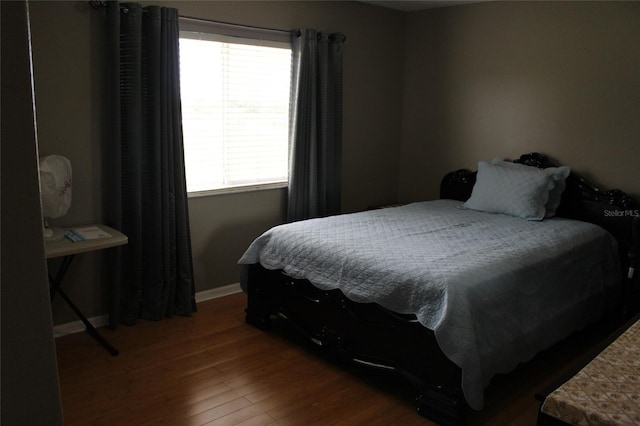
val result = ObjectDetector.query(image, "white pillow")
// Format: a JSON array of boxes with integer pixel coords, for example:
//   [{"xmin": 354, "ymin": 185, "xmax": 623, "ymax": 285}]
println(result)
[
  {"xmin": 491, "ymin": 158, "xmax": 570, "ymax": 218},
  {"xmin": 463, "ymin": 161, "xmax": 555, "ymax": 220}
]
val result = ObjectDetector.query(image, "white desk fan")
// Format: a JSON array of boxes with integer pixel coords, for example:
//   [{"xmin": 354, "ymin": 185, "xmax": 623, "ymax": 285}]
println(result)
[{"xmin": 39, "ymin": 155, "xmax": 72, "ymax": 241}]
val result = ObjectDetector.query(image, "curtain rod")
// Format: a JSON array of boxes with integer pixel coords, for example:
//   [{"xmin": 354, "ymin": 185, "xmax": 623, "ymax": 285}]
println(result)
[
  {"xmin": 180, "ymin": 15, "xmax": 295, "ymax": 37},
  {"xmin": 88, "ymin": 2, "xmax": 294, "ymax": 36},
  {"xmin": 88, "ymin": 2, "xmax": 348, "ymax": 41},
  {"xmin": 89, "ymin": 1, "xmax": 146, "ymax": 13}
]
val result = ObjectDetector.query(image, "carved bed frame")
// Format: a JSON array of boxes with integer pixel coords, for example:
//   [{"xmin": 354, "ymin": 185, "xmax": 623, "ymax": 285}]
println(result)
[{"xmin": 243, "ymin": 153, "xmax": 639, "ymax": 425}]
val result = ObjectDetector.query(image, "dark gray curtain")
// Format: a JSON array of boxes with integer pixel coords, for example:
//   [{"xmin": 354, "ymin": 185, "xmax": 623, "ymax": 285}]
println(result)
[
  {"xmin": 287, "ymin": 29, "xmax": 345, "ymax": 222},
  {"xmin": 106, "ymin": 2, "xmax": 196, "ymax": 325}
]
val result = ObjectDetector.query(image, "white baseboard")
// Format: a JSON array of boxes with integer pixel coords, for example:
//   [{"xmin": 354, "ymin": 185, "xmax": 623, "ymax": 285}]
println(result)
[
  {"xmin": 195, "ymin": 282, "xmax": 242, "ymax": 303},
  {"xmin": 53, "ymin": 282, "xmax": 242, "ymax": 338},
  {"xmin": 53, "ymin": 314, "xmax": 110, "ymax": 338}
]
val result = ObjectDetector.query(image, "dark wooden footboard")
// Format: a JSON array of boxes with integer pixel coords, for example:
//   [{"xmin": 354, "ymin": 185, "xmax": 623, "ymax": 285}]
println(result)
[{"xmin": 244, "ymin": 263, "xmax": 467, "ymax": 425}]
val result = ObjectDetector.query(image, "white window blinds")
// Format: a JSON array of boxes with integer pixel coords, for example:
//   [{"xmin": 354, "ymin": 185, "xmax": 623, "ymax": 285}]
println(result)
[{"xmin": 179, "ymin": 19, "xmax": 292, "ymax": 194}]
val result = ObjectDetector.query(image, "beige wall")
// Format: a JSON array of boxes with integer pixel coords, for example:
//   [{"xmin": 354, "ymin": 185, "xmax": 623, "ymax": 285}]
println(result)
[
  {"xmin": 400, "ymin": 1, "xmax": 640, "ymax": 202},
  {"xmin": 30, "ymin": 1, "xmax": 111, "ymax": 325},
  {"xmin": 29, "ymin": 1, "xmax": 405, "ymax": 324}
]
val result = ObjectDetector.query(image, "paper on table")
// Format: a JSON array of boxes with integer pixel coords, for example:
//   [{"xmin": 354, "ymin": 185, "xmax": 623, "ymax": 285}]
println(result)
[{"xmin": 65, "ymin": 226, "xmax": 112, "ymax": 241}]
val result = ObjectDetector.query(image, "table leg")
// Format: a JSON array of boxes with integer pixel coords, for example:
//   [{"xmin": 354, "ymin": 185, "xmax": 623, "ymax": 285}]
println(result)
[
  {"xmin": 49, "ymin": 255, "xmax": 119, "ymax": 356},
  {"xmin": 50, "ymin": 255, "xmax": 74, "ymax": 301},
  {"xmin": 55, "ymin": 287, "xmax": 119, "ymax": 356}
]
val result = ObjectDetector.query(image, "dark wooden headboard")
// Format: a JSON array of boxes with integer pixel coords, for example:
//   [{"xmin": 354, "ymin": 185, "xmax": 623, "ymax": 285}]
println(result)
[{"xmin": 440, "ymin": 152, "xmax": 640, "ymax": 270}]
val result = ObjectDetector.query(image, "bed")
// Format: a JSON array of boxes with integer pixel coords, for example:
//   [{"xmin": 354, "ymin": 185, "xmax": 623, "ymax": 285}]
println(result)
[{"xmin": 238, "ymin": 153, "xmax": 639, "ymax": 424}]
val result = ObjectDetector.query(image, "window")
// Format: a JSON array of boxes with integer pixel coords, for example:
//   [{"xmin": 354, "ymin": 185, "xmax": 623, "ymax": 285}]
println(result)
[{"xmin": 179, "ymin": 19, "xmax": 292, "ymax": 195}]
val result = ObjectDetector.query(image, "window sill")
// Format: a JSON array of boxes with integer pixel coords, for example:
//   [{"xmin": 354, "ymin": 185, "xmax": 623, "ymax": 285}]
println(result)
[{"xmin": 187, "ymin": 182, "xmax": 288, "ymax": 199}]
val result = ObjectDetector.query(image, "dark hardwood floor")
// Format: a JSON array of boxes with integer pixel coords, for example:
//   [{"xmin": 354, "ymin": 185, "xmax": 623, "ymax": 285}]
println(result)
[{"xmin": 55, "ymin": 292, "xmax": 624, "ymax": 425}]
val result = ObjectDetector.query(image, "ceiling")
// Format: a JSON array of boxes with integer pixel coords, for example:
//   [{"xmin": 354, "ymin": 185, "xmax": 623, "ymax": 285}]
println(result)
[{"xmin": 360, "ymin": 0, "xmax": 483, "ymax": 11}]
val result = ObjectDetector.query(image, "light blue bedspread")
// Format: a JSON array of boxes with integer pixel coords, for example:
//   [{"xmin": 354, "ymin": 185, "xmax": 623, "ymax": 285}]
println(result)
[{"xmin": 238, "ymin": 200, "xmax": 620, "ymax": 409}]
